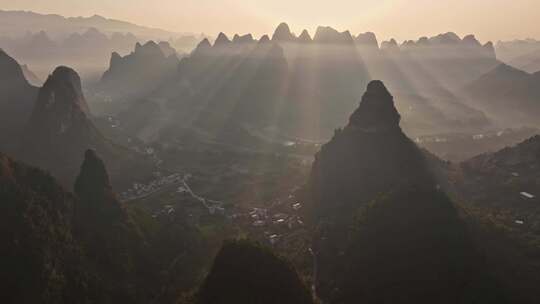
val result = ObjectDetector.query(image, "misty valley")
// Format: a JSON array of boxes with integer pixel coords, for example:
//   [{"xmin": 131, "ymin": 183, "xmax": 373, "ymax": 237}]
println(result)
[{"xmin": 1, "ymin": 8, "xmax": 540, "ymax": 304}]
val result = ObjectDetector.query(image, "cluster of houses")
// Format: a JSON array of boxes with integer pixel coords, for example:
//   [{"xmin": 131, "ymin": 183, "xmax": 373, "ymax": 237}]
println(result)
[
  {"xmin": 520, "ymin": 192, "xmax": 535, "ymax": 200},
  {"xmin": 242, "ymin": 201, "xmax": 305, "ymax": 245},
  {"xmin": 119, "ymin": 172, "xmax": 183, "ymax": 201}
]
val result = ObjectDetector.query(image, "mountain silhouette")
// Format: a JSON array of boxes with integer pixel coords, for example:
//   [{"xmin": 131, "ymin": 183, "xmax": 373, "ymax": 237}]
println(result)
[
  {"xmin": 272, "ymin": 22, "xmax": 296, "ymax": 42},
  {"xmin": 20, "ymin": 66, "xmax": 152, "ymax": 188},
  {"xmin": 465, "ymin": 63, "xmax": 540, "ymax": 128},
  {"xmin": 197, "ymin": 240, "xmax": 313, "ymax": 304},
  {"xmin": 0, "ymin": 50, "xmax": 38, "ymax": 154},
  {"xmin": 98, "ymin": 41, "xmax": 179, "ymax": 102},
  {"xmin": 306, "ymin": 80, "xmax": 505, "ymax": 304},
  {"xmin": 0, "ymin": 152, "xmax": 99, "ymax": 304}
]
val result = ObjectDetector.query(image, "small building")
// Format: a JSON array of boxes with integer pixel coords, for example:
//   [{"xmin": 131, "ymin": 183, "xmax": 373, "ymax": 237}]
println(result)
[
  {"xmin": 473, "ymin": 134, "xmax": 484, "ymax": 140},
  {"xmin": 515, "ymin": 220, "xmax": 525, "ymax": 225},
  {"xmin": 520, "ymin": 192, "xmax": 535, "ymax": 199},
  {"xmin": 273, "ymin": 213, "xmax": 288, "ymax": 220},
  {"xmin": 253, "ymin": 220, "xmax": 266, "ymax": 227},
  {"xmin": 250, "ymin": 208, "xmax": 268, "ymax": 219},
  {"xmin": 269, "ymin": 234, "xmax": 280, "ymax": 245},
  {"xmin": 292, "ymin": 202, "xmax": 302, "ymax": 210},
  {"xmin": 512, "ymin": 172, "xmax": 520, "ymax": 177}
]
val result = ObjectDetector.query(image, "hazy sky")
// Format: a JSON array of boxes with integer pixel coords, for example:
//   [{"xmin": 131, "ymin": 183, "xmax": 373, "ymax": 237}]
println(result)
[{"xmin": 1, "ymin": 0, "xmax": 539, "ymax": 42}]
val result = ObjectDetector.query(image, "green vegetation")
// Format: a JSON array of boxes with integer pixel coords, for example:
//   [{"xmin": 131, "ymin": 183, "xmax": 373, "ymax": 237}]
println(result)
[{"xmin": 197, "ymin": 239, "xmax": 314, "ymax": 304}]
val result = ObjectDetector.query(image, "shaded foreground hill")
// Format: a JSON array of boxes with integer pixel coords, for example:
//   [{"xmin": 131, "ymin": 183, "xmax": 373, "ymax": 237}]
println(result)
[
  {"xmin": 450, "ymin": 135, "xmax": 540, "ymax": 303},
  {"xmin": 0, "ymin": 151, "xmax": 99, "ymax": 304},
  {"xmin": 196, "ymin": 240, "xmax": 313, "ymax": 304},
  {"xmin": 1, "ymin": 149, "xmax": 213, "ymax": 303}
]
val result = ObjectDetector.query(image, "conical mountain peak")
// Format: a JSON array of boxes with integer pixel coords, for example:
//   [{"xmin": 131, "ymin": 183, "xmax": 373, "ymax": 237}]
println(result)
[
  {"xmin": 195, "ymin": 38, "xmax": 212, "ymax": 51},
  {"xmin": 214, "ymin": 32, "xmax": 231, "ymax": 46},
  {"xmin": 348, "ymin": 80, "xmax": 401, "ymax": 130},
  {"xmin": 272, "ymin": 22, "xmax": 295, "ymax": 41},
  {"xmin": 40, "ymin": 66, "xmax": 89, "ymax": 114},
  {"xmin": 298, "ymin": 29, "xmax": 312, "ymax": 42},
  {"xmin": 258, "ymin": 35, "xmax": 271, "ymax": 44}
]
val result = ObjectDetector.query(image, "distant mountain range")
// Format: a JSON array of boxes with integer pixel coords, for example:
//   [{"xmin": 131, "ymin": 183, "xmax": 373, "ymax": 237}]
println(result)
[
  {"xmin": 6, "ymin": 19, "xmax": 537, "ymax": 146},
  {"xmin": 97, "ymin": 41, "xmax": 180, "ymax": 104},
  {"xmin": 0, "ymin": 10, "xmax": 185, "ymax": 39},
  {"xmin": 464, "ymin": 63, "xmax": 540, "ymax": 128},
  {"xmin": 496, "ymin": 39, "xmax": 540, "ymax": 73},
  {"xmin": 509, "ymin": 49, "xmax": 540, "ymax": 73},
  {"xmin": 92, "ymin": 23, "xmax": 502, "ymax": 144},
  {"xmin": 0, "ymin": 10, "xmax": 206, "ymax": 79}
]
